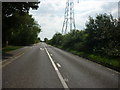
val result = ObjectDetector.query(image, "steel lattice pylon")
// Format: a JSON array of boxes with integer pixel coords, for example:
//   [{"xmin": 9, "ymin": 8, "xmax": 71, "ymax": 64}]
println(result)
[{"xmin": 62, "ymin": 0, "xmax": 76, "ymax": 34}]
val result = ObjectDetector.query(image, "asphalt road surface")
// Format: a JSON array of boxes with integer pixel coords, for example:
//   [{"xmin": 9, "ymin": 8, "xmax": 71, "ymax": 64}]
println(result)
[{"xmin": 2, "ymin": 43, "xmax": 119, "ymax": 88}]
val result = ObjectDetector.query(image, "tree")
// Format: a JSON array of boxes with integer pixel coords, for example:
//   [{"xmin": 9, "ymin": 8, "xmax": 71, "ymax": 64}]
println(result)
[
  {"xmin": 48, "ymin": 13, "xmax": 120, "ymax": 57},
  {"xmin": 49, "ymin": 33, "xmax": 63, "ymax": 46},
  {"xmin": 61, "ymin": 30, "xmax": 87, "ymax": 51},
  {"xmin": 9, "ymin": 13, "xmax": 41, "ymax": 46},
  {"xmin": 44, "ymin": 38, "xmax": 48, "ymax": 43},
  {"xmin": 37, "ymin": 37, "xmax": 41, "ymax": 42},
  {"xmin": 2, "ymin": 2, "xmax": 40, "ymax": 46},
  {"xmin": 85, "ymin": 13, "xmax": 120, "ymax": 57}
]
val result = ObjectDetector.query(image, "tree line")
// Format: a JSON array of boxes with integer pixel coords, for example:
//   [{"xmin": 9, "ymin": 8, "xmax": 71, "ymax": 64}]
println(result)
[
  {"xmin": 47, "ymin": 13, "xmax": 120, "ymax": 58},
  {"xmin": 2, "ymin": 2, "xmax": 41, "ymax": 47}
]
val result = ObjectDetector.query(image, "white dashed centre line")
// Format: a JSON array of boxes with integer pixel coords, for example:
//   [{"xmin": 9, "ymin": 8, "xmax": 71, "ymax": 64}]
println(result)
[
  {"xmin": 40, "ymin": 48, "xmax": 44, "ymax": 50},
  {"xmin": 57, "ymin": 63, "xmax": 61, "ymax": 68},
  {"xmin": 45, "ymin": 47, "xmax": 69, "ymax": 89}
]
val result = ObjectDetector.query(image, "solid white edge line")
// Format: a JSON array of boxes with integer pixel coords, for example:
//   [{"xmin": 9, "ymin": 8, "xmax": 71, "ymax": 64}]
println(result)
[
  {"xmin": 2, "ymin": 53, "xmax": 24, "ymax": 68},
  {"xmin": 44, "ymin": 47, "xmax": 69, "ymax": 89}
]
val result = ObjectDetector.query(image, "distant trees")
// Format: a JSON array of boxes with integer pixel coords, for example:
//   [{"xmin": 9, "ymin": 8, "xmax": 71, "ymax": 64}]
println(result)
[
  {"xmin": 2, "ymin": 2, "xmax": 41, "ymax": 47},
  {"xmin": 62, "ymin": 30, "xmax": 87, "ymax": 51},
  {"xmin": 48, "ymin": 33, "xmax": 63, "ymax": 46},
  {"xmin": 48, "ymin": 13, "xmax": 120, "ymax": 57},
  {"xmin": 38, "ymin": 37, "xmax": 41, "ymax": 42},
  {"xmin": 44, "ymin": 38, "xmax": 48, "ymax": 43}
]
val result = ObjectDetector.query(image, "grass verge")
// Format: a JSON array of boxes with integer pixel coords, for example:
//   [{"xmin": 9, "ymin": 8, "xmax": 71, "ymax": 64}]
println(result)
[
  {"xmin": 2, "ymin": 46, "xmax": 23, "ymax": 53},
  {"xmin": 55, "ymin": 45, "xmax": 120, "ymax": 72}
]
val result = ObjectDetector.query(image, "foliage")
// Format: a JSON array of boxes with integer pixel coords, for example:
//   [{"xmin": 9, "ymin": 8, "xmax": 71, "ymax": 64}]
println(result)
[
  {"xmin": 69, "ymin": 50, "xmax": 120, "ymax": 68},
  {"xmin": 48, "ymin": 33, "xmax": 63, "ymax": 46},
  {"xmin": 2, "ymin": 2, "xmax": 40, "ymax": 47},
  {"xmin": 2, "ymin": 46, "xmax": 23, "ymax": 53},
  {"xmin": 48, "ymin": 13, "xmax": 120, "ymax": 58},
  {"xmin": 85, "ymin": 13, "xmax": 120, "ymax": 57},
  {"xmin": 7, "ymin": 13, "xmax": 41, "ymax": 46},
  {"xmin": 63, "ymin": 30, "xmax": 87, "ymax": 51},
  {"xmin": 44, "ymin": 38, "xmax": 49, "ymax": 43}
]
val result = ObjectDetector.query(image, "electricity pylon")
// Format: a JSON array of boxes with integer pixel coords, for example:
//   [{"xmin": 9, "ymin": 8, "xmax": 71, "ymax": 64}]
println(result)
[
  {"xmin": 118, "ymin": 1, "xmax": 120, "ymax": 18},
  {"xmin": 62, "ymin": 0, "xmax": 76, "ymax": 34}
]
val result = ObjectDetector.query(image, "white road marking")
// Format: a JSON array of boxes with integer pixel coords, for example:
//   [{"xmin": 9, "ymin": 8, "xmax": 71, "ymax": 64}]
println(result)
[
  {"xmin": 45, "ymin": 47, "xmax": 69, "ymax": 89},
  {"xmin": 57, "ymin": 63, "xmax": 61, "ymax": 68},
  {"xmin": 2, "ymin": 53, "xmax": 24, "ymax": 68},
  {"xmin": 1, "ymin": 47, "xmax": 31, "ymax": 68},
  {"xmin": 39, "ymin": 48, "xmax": 41, "ymax": 50},
  {"xmin": 64, "ymin": 78, "xmax": 68, "ymax": 82},
  {"xmin": 112, "ymin": 73, "xmax": 115, "ymax": 76},
  {"xmin": 106, "ymin": 67, "xmax": 119, "ymax": 74},
  {"xmin": 40, "ymin": 48, "xmax": 44, "ymax": 50}
]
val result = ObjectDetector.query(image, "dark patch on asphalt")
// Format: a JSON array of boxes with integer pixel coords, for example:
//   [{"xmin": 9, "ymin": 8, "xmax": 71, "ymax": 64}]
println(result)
[{"xmin": 2, "ymin": 52, "xmax": 13, "ymax": 60}]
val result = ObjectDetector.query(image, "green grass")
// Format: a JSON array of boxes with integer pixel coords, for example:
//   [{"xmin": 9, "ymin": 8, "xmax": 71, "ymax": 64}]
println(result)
[
  {"xmin": 2, "ymin": 45, "xmax": 23, "ymax": 53},
  {"xmin": 87, "ymin": 54, "xmax": 120, "ymax": 68},
  {"xmin": 58, "ymin": 48, "xmax": 120, "ymax": 69},
  {"xmin": 71, "ymin": 50, "xmax": 120, "ymax": 68}
]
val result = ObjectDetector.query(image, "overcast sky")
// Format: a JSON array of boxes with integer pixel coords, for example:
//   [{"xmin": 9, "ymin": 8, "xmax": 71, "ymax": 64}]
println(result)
[{"xmin": 29, "ymin": 0, "xmax": 119, "ymax": 41}]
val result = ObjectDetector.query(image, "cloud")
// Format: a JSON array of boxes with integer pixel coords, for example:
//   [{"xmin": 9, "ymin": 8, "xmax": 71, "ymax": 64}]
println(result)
[{"xmin": 30, "ymin": 0, "xmax": 119, "ymax": 40}]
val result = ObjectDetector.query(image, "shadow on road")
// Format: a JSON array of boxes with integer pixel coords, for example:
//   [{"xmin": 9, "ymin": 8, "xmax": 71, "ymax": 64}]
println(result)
[{"xmin": 2, "ymin": 52, "xmax": 13, "ymax": 60}]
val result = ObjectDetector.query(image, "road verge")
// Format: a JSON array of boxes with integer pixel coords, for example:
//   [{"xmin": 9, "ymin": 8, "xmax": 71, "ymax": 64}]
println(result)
[{"xmin": 53, "ymin": 45, "xmax": 120, "ymax": 72}]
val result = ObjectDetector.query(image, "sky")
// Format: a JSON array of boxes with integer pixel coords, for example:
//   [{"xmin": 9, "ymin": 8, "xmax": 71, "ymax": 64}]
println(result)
[{"xmin": 29, "ymin": 0, "xmax": 119, "ymax": 41}]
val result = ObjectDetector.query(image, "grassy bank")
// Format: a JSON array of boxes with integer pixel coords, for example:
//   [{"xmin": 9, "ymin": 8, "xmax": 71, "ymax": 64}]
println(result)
[
  {"xmin": 2, "ymin": 46, "xmax": 23, "ymax": 53},
  {"xmin": 56, "ymin": 46, "xmax": 120, "ymax": 72}
]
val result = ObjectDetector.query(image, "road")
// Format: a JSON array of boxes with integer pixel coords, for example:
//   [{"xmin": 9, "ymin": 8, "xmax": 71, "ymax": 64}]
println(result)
[{"xmin": 2, "ymin": 43, "xmax": 119, "ymax": 88}]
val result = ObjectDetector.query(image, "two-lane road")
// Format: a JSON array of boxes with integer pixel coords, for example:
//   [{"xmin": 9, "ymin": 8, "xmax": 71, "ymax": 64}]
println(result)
[{"xmin": 2, "ymin": 43, "xmax": 119, "ymax": 88}]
